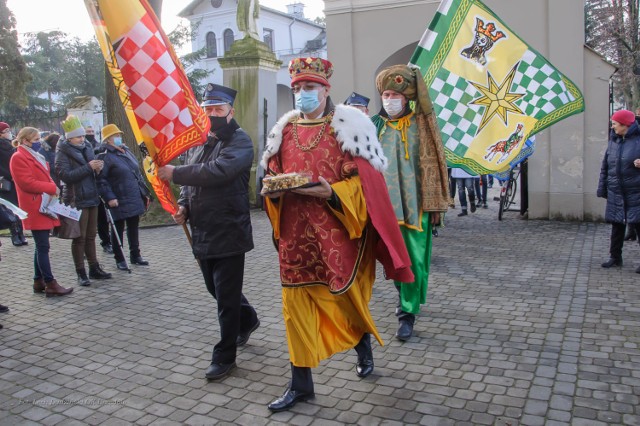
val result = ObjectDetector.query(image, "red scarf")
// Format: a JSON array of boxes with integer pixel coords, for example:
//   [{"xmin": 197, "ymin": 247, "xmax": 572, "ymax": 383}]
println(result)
[{"xmin": 355, "ymin": 157, "xmax": 415, "ymax": 283}]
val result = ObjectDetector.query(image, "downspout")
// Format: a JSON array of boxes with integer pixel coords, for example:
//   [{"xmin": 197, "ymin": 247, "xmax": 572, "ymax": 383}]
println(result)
[{"xmin": 288, "ymin": 16, "xmax": 297, "ymax": 54}]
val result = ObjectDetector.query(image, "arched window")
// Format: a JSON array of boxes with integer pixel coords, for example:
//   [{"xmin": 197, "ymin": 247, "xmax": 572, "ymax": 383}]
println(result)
[
  {"xmin": 206, "ymin": 32, "xmax": 217, "ymax": 58},
  {"xmin": 263, "ymin": 28, "xmax": 274, "ymax": 52},
  {"xmin": 223, "ymin": 29, "xmax": 234, "ymax": 53}
]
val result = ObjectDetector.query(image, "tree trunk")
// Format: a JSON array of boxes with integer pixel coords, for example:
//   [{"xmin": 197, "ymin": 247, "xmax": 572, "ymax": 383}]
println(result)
[{"xmin": 104, "ymin": 63, "xmax": 142, "ymax": 160}]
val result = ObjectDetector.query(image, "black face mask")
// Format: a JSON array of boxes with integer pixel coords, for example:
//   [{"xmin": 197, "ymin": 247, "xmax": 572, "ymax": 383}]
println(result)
[
  {"xmin": 209, "ymin": 112, "xmax": 231, "ymax": 133},
  {"xmin": 85, "ymin": 135, "xmax": 97, "ymax": 143}
]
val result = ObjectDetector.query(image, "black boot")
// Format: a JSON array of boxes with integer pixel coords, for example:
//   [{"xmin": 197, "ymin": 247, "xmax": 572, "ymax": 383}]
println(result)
[
  {"xmin": 396, "ymin": 314, "xmax": 415, "ymax": 341},
  {"xmin": 89, "ymin": 263, "xmax": 112, "ymax": 279},
  {"xmin": 9, "ymin": 222, "xmax": 23, "ymax": 247},
  {"xmin": 601, "ymin": 257, "xmax": 623, "ymax": 268},
  {"xmin": 354, "ymin": 333, "xmax": 374, "ymax": 378},
  {"xmin": 77, "ymin": 269, "xmax": 91, "ymax": 286},
  {"xmin": 130, "ymin": 256, "xmax": 149, "ymax": 266},
  {"xmin": 624, "ymin": 226, "xmax": 637, "ymax": 241},
  {"xmin": 16, "ymin": 221, "xmax": 27, "ymax": 245}
]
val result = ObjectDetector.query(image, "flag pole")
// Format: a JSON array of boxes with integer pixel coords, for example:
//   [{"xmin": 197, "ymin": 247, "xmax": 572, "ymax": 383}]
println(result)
[{"xmin": 163, "ymin": 182, "xmax": 197, "ymax": 261}]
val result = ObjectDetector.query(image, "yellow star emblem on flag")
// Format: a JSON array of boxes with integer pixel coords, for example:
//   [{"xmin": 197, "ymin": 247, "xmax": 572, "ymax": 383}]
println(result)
[{"xmin": 470, "ymin": 63, "xmax": 525, "ymax": 132}]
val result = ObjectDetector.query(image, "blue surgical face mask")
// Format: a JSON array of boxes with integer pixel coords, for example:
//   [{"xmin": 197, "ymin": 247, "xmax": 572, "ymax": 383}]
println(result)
[
  {"xmin": 31, "ymin": 142, "xmax": 42, "ymax": 152},
  {"xmin": 113, "ymin": 136, "xmax": 123, "ymax": 147},
  {"xmin": 295, "ymin": 89, "xmax": 321, "ymax": 114}
]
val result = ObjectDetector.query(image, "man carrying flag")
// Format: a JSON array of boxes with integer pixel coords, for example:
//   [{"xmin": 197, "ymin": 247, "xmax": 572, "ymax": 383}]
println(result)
[{"xmin": 157, "ymin": 84, "xmax": 260, "ymax": 380}]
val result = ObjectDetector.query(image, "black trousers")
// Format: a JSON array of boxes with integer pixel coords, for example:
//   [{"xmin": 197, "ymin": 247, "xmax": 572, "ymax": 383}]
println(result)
[
  {"xmin": 111, "ymin": 215, "xmax": 141, "ymax": 262},
  {"xmin": 290, "ymin": 364, "xmax": 314, "ymax": 394},
  {"xmin": 610, "ymin": 222, "xmax": 640, "ymax": 259},
  {"xmin": 289, "ymin": 333, "xmax": 368, "ymax": 394},
  {"xmin": 200, "ymin": 253, "xmax": 258, "ymax": 364},
  {"xmin": 97, "ymin": 201, "xmax": 111, "ymax": 247}
]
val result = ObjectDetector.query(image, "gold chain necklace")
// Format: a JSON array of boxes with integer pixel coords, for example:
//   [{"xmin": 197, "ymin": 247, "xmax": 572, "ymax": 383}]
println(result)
[{"xmin": 292, "ymin": 113, "xmax": 333, "ymax": 152}]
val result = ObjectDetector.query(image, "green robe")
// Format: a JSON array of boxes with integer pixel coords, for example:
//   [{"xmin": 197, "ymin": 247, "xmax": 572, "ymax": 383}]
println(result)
[{"xmin": 373, "ymin": 113, "xmax": 433, "ymax": 314}]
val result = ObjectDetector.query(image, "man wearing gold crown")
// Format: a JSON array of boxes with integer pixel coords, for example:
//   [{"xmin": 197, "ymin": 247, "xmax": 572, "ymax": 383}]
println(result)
[
  {"xmin": 372, "ymin": 65, "xmax": 449, "ymax": 341},
  {"xmin": 261, "ymin": 57, "xmax": 414, "ymax": 412}
]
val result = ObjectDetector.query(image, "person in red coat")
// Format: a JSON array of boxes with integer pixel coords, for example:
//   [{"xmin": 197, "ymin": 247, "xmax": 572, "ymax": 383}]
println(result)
[{"xmin": 9, "ymin": 127, "xmax": 73, "ymax": 297}]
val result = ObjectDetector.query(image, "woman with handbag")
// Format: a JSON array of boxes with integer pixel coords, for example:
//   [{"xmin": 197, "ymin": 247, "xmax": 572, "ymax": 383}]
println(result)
[
  {"xmin": 55, "ymin": 116, "xmax": 112, "ymax": 286},
  {"xmin": 9, "ymin": 127, "xmax": 72, "ymax": 297},
  {"xmin": 0, "ymin": 121, "xmax": 28, "ymax": 246},
  {"xmin": 97, "ymin": 124, "xmax": 151, "ymax": 271}
]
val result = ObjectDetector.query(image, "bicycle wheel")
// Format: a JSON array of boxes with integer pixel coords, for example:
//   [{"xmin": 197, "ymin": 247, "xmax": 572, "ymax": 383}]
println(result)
[{"xmin": 498, "ymin": 193, "xmax": 506, "ymax": 220}]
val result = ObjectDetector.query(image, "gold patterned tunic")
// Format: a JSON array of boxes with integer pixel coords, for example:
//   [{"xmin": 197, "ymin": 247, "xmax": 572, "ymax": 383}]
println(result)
[{"xmin": 264, "ymin": 115, "xmax": 382, "ymax": 368}]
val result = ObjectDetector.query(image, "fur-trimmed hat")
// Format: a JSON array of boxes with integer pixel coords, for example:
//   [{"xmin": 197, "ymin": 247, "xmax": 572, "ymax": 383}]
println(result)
[
  {"xmin": 61, "ymin": 115, "xmax": 86, "ymax": 139},
  {"xmin": 288, "ymin": 57, "xmax": 333, "ymax": 87},
  {"xmin": 375, "ymin": 64, "xmax": 433, "ymax": 115}
]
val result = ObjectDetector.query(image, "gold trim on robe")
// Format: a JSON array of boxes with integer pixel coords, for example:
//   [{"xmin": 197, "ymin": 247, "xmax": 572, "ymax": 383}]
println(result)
[{"xmin": 264, "ymin": 118, "xmax": 383, "ymax": 368}]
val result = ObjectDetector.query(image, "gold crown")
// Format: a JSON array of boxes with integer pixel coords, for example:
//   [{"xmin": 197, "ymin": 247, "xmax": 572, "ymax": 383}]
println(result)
[
  {"xmin": 476, "ymin": 18, "xmax": 506, "ymax": 42},
  {"xmin": 288, "ymin": 57, "xmax": 334, "ymax": 86}
]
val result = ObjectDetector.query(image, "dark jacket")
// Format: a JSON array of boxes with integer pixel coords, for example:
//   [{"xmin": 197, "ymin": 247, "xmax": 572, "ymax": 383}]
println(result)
[
  {"xmin": 597, "ymin": 122, "xmax": 640, "ymax": 223},
  {"xmin": 55, "ymin": 140, "xmax": 101, "ymax": 209},
  {"xmin": 40, "ymin": 140, "xmax": 59, "ymax": 187},
  {"xmin": 96, "ymin": 145, "xmax": 150, "ymax": 221},
  {"xmin": 175, "ymin": 119, "xmax": 254, "ymax": 259},
  {"xmin": 0, "ymin": 137, "xmax": 18, "ymax": 205}
]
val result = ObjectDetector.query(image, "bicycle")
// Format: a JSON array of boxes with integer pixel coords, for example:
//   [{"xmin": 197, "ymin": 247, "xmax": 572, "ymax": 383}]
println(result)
[{"xmin": 498, "ymin": 165, "xmax": 520, "ymax": 221}]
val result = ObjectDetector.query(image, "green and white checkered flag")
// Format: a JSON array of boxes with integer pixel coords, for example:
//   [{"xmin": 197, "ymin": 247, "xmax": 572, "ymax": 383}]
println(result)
[{"xmin": 411, "ymin": 0, "xmax": 584, "ymax": 174}]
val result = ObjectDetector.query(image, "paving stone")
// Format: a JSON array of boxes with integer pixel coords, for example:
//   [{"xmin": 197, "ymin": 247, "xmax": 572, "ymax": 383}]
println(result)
[{"xmin": 1, "ymin": 210, "xmax": 639, "ymax": 424}]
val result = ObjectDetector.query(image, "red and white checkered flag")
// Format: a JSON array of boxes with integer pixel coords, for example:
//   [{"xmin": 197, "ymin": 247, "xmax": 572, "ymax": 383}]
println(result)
[{"xmin": 85, "ymin": 0, "xmax": 208, "ymax": 214}]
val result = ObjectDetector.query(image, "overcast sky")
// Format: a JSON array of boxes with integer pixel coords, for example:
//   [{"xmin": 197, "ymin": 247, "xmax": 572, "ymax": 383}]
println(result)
[{"xmin": 7, "ymin": 0, "xmax": 325, "ymax": 42}]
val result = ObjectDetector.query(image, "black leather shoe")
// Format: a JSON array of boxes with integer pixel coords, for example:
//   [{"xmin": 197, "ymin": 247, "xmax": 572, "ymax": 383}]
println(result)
[
  {"xmin": 354, "ymin": 333, "xmax": 374, "ymax": 378},
  {"xmin": 396, "ymin": 319, "xmax": 414, "ymax": 341},
  {"xmin": 601, "ymin": 258, "xmax": 622, "ymax": 268},
  {"xmin": 0, "ymin": 304, "xmax": 9, "ymax": 313},
  {"xmin": 10, "ymin": 233, "xmax": 22, "ymax": 247},
  {"xmin": 457, "ymin": 211, "xmax": 468, "ymax": 217},
  {"xmin": 470, "ymin": 202, "xmax": 477, "ymax": 213},
  {"xmin": 116, "ymin": 261, "xmax": 129, "ymax": 271},
  {"xmin": 77, "ymin": 270, "xmax": 91, "ymax": 287},
  {"xmin": 89, "ymin": 264, "xmax": 112, "ymax": 280},
  {"xmin": 130, "ymin": 256, "xmax": 149, "ymax": 266},
  {"xmin": 205, "ymin": 362, "xmax": 236, "ymax": 380},
  {"xmin": 635, "ymin": 265, "xmax": 640, "ymax": 274},
  {"xmin": 356, "ymin": 358, "xmax": 374, "ymax": 378},
  {"xmin": 267, "ymin": 388, "xmax": 314, "ymax": 412},
  {"xmin": 237, "ymin": 320, "xmax": 260, "ymax": 346}
]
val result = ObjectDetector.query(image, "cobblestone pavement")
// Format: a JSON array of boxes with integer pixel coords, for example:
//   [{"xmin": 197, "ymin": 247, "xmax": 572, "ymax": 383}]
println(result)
[{"xmin": 1, "ymin": 187, "xmax": 639, "ymax": 425}]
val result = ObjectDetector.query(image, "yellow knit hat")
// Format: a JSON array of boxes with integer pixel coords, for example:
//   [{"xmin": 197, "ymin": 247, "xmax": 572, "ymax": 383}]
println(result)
[{"xmin": 101, "ymin": 124, "xmax": 123, "ymax": 142}]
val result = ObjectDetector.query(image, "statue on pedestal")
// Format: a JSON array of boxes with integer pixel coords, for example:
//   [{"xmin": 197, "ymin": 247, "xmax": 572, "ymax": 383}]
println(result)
[{"xmin": 237, "ymin": 0, "xmax": 260, "ymax": 40}]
